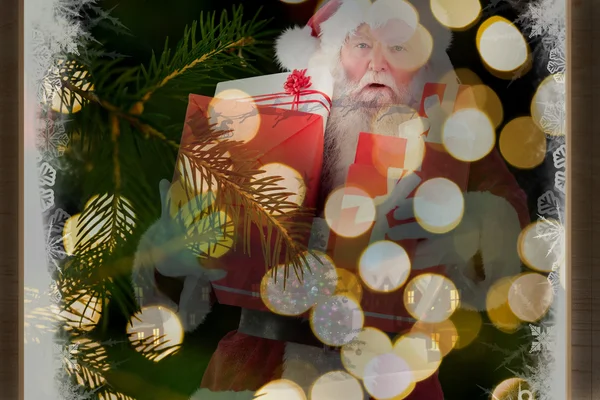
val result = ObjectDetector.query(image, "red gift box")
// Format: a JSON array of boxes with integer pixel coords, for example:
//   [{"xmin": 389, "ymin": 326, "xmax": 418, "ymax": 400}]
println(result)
[
  {"xmin": 325, "ymin": 83, "xmax": 476, "ymax": 333},
  {"xmin": 173, "ymin": 93, "xmax": 326, "ymax": 311}
]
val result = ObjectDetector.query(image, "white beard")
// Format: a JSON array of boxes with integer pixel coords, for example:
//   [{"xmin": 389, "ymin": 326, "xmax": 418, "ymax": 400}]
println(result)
[{"xmin": 321, "ymin": 66, "xmax": 429, "ymax": 197}]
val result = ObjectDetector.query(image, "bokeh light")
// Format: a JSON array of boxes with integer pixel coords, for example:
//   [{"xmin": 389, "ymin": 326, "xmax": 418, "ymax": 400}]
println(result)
[
  {"xmin": 126, "ymin": 306, "xmax": 184, "ymax": 362},
  {"xmin": 64, "ymin": 194, "xmax": 136, "ymax": 255},
  {"xmin": 208, "ymin": 89, "xmax": 261, "ymax": 143},
  {"xmin": 334, "ymin": 268, "xmax": 364, "ymax": 303},
  {"xmin": 363, "ymin": 353, "xmax": 414, "ymax": 400},
  {"xmin": 393, "ymin": 331, "xmax": 441, "ymax": 382},
  {"xmin": 491, "ymin": 377, "xmax": 533, "ymax": 400},
  {"xmin": 359, "ymin": 241, "xmax": 411, "ymax": 293},
  {"xmin": 254, "ymin": 162, "xmax": 307, "ymax": 211},
  {"xmin": 414, "ymin": 178, "xmax": 464, "ymax": 234},
  {"xmin": 310, "ymin": 370, "xmax": 363, "ymax": 400},
  {"xmin": 530, "ymin": 74, "xmax": 566, "ymax": 136},
  {"xmin": 193, "ymin": 210, "xmax": 234, "ymax": 258},
  {"xmin": 341, "ymin": 327, "xmax": 393, "ymax": 379},
  {"xmin": 177, "ymin": 151, "xmax": 230, "ymax": 195},
  {"xmin": 310, "ymin": 294, "xmax": 364, "ymax": 347},
  {"xmin": 430, "ymin": 0, "xmax": 481, "ymax": 30},
  {"xmin": 394, "ymin": 24, "xmax": 434, "ymax": 72},
  {"xmin": 254, "ymin": 379, "xmax": 306, "ymax": 400},
  {"xmin": 448, "ymin": 303, "xmax": 482, "ymax": 349},
  {"xmin": 261, "ymin": 253, "xmax": 338, "ymax": 316},
  {"xmin": 410, "ymin": 319, "xmax": 459, "ymax": 357},
  {"xmin": 442, "ymin": 68, "xmax": 482, "ymax": 86},
  {"xmin": 499, "ymin": 116, "xmax": 547, "ymax": 169},
  {"xmin": 56, "ymin": 291, "xmax": 103, "ymax": 332},
  {"xmin": 508, "ymin": 272, "xmax": 554, "ymax": 322},
  {"xmin": 325, "ymin": 186, "xmax": 376, "ymax": 238},
  {"xmin": 476, "ymin": 16, "xmax": 529, "ymax": 74},
  {"xmin": 454, "ymin": 85, "xmax": 504, "ymax": 128},
  {"xmin": 518, "ymin": 220, "xmax": 563, "ymax": 273},
  {"xmin": 403, "ymin": 273, "xmax": 460, "ymax": 323},
  {"xmin": 442, "ymin": 108, "xmax": 495, "ymax": 162},
  {"xmin": 486, "ymin": 276, "xmax": 521, "ymax": 333},
  {"xmin": 48, "ymin": 60, "xmax": 94, "ymax": 114}
]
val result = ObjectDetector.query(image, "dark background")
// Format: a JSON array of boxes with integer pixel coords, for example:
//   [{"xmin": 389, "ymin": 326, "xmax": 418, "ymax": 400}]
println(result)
[{"xmin": 74, "ymin": 0, "xmax": 550, "ymax": 399}]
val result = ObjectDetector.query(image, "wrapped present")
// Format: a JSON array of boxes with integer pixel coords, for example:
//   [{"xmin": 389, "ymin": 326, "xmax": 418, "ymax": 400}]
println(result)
[
  {"xmin": 171, "ymin": 69, "xmax": 334, "ymax": 312},
  {"xmin": 324, "ymin": 82, "xmax": 477, "ymax": 333}
]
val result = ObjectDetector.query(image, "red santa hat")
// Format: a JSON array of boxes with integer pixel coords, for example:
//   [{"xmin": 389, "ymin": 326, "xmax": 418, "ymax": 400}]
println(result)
[{"xmin": 275, "ymin": 0, "xmax": 454, "ymax": 72}]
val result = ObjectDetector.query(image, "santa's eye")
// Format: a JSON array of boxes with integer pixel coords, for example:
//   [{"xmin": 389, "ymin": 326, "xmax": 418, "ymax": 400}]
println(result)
[
  {"xmin": 356, "ymin": 43, "xmax": 371, "ymax": 49},
  {"xmin": 391, "ymin": 45, "xmax": 406, "ymax": 52}
]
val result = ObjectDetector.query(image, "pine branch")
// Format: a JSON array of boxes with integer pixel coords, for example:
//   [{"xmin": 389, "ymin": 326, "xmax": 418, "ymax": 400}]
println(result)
[{"xmin": 178, "ymin": 113, "xmax": 314, "ymax": 277}]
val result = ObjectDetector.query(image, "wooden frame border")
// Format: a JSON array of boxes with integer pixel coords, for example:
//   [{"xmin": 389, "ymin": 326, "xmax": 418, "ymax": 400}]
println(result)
[{"xmin": 1, "ymin": 0, "xmax": 596, "ymax": 398}]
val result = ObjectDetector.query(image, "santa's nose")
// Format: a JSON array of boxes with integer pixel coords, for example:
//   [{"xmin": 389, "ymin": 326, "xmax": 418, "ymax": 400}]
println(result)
[{"xmin": 369, "ymin": 45, "xmax": 388, "ymax": 72}]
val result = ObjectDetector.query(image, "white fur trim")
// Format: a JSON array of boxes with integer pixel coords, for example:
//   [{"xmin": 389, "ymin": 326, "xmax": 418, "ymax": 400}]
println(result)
[
  {"xmin": 275, "ymin": 25, "xmax": 320, "ymax": 71},
  {"xmin": 448, "ymin": 191, "xmax": 523, "ymax": 311},
  {"xmin": 189, "ymin": 389, "xmax": 255, "ymax": 400}
]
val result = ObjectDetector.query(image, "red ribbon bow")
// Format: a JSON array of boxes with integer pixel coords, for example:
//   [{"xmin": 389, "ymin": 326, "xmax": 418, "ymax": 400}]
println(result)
[{"xmin": 283, "ymin": 69, "xmax": 312, "ymax": 111}]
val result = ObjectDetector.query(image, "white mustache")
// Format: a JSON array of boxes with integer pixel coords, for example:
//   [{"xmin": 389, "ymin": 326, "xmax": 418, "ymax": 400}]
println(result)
[{"xmin": 358, "ymin": 71, "xmax": 399, "ymax": 93}]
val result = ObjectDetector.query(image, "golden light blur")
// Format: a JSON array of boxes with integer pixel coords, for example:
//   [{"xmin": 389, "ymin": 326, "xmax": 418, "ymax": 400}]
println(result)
[
  {"xmin": 67, "ymin": 337, "xmax": 110, "ymax": 388},
  {"xmin": 486, "ymin": 276, "xmax": 521, "ymax": 333},
  {"xmin": 325, "ymin": 186, "xmax": 377, "ymax": 238},
  {"xmin": 208, "ymin": 89, "xmax": 261, "ymax": 143},
  {"xmin": 194, "ymin": 210, "xmax": 234, "ymax": 258},
  {"xmin": 448, "ymin": 303, "xmax": 482, "ymax": 349},
  {"xmin": 310, "ymin": 294, "xmax": 364, "ymax": 347},
  {"xmin": 404, "ymin": 273, "xmax": 460, "ymax": 323},
  {"xmin": 49, "ymin": 61, "xmax": 94, "ymax": 114},
  {"xmin": 64, "ymin": 194, "xmax": 136, "ymax": 255},
  {"xmin": 414, "ymin": 178, "xmax": 464, "ymax": 234},
  {"xmin": 508, "ymin": 272, "xmax": 554, "ymax": 322},
  {"xmin": 530, "ymin": 74, "xmax": 566, "ymax": 136},
  {"xmin": 255, "ymin": 379, "xmax": 306, "ymax": 400},
  {"xmin": 455, "ymin": 85, "xmax": 504, "ymax": 128},
  {"xmin": 334, "ymin": 268, "xmax": 364, "ymax": 303},
  {"xmin": 430, "ymin": 0, "xmax": 481, "ymax": 30},
  {"xmin": 310, "ymin": 370, "xmax": 364, "ymax": 400},
  {"xmin": 363, "ymin": 352, "xmax": 415, "ymax": 400},
  {"xmin": 499, "ymin": 117, "xmax": 547, "ymax": 169},
  {"xmin": 359, "ymin": 241, "xmax": 411, "ymax": 293},
  {"xmin": 491, "ymin": 377, "xmax": 533, "ymax": 400},
  {"xmin": 393, "ymin": 331, "xmax": 441, "ymax": 382},
  {"xmin": 476, "ymin": 16, "xmax": 529, "ymax": 74},
  {"xmin": 410, "ymin": 319, "xmax": 459, "ymax": 357},
  {"xmin": 126, "ymin": 306, "xmax": 184, "ymax": 362},
  {"xmin": 518, "ymin": 220, "xmax": 562, "ymax": 273},
  {"xmin": 260, "ymin": 266, "xmax": 315, "ymax": 316},
  {"xmin": 442, "ymin": 108, "xmax": 496, "ymax": 162},
  {"xmin": 341, "ymin": 327, "xmax": 393, "ymax": 380},
  {"xmin": 55, "ymin": 291, "xmax": 103, "ymax": 332},
  {"xmin": 395, "ymin": 24, "xmax": 434, "ymax": 72},
  {"xmin": 177, "ymin": 154, "xmax": 220, "ymax": 195},
  {"xmin": 397, "ymin": 119, "xmax": 428, "ymax": 172},
  {"xmin": 442, "ymin": 68, "xmax": 483, "ymax": 86},
  {"xmin": 254, "ymin": 162, "xmax": 307, "ymax": 211}
]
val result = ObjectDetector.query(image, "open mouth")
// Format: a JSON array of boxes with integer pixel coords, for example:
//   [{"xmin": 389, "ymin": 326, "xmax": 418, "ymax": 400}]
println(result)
[{"xmin": 366, "ymin": 83, "xmax": 388, "ymax": 89}]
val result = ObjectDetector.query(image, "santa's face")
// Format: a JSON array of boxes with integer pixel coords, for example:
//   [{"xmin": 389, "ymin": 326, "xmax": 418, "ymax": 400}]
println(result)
[{"xmin": 338, "ymin": 21, "xmax": 422, "ymax": 107}]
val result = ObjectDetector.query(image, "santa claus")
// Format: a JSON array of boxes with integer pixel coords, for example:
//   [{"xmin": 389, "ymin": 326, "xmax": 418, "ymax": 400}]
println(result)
[{"xmin": 186, "ymin": 0, "xmax": 530, "ymax": 398}]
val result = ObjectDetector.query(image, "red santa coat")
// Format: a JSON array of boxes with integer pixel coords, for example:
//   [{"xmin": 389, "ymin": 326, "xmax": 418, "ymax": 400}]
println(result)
[{"xmin": 191, "ymin": 148, "xmax": 529, "ymax": 400}]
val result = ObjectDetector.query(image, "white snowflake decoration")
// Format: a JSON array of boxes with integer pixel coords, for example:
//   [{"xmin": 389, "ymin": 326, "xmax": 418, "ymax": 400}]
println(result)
[
  {"xmin": 540, "ymin": 100, "xmax": 566, "ymax": 137},
  {"xmin": 547, "ymin": 46, "xmax": 566, "ymax": 82},
  {"xmin": 529, "ymin": 324, "xmax": 556, "ymax": 353},
  {"xmin": 37, "ymin": 117, "xmax": 69, "ymax": 161}
]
